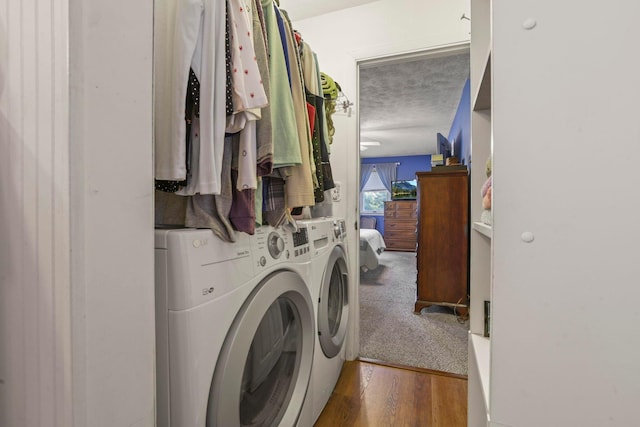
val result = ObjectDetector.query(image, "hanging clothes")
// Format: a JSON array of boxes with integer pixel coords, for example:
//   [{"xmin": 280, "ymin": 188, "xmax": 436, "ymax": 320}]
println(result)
[
  {"xmin": 262, "ymin": 176, "xmax": 287, "ymax": 227},
  {"xmin": 299, "ymin": 40, "xmax": 335, "ymax": 202},
  {"xmin": 261, "ymin": 0, "xmax": 302, "ymax": 168},
  {"xmin": 278, "ymin": 8, "xmax": 315, "ymax": 209},
  {"xmin": 225, "ymin": 0, "xmax": 268, "ymax": 192},
  {"xmin": 225, "ymin": 8, "xmax": 234, "ymax": 115},
  {"xmin": 229, "ymin": 169, "xmax": 256, "ymax": 234},
  {"xmin": 184, "ymin": 135, "xmax": 236, "ymax": 242},
  {"xmin": 156, "ymin": 67, "xmax": 200, "ymax": 194},
  {"xmin": 251, "ymin": 0, "xmax": 274, "ymax": 177},
  {"xmin": 313, "ymin": 52, "xmax": 335, "ymax": 193},
  {"xmin": 154, "ymin": 0, "xmax": 341, "ymax": 240},
  {"xmin": 227, "ymin": 0, "xmax": 267, "ymax": 114},
  {"xmin": 229, "ymin": 132, "xmax": 256, "ymax": 234},
  {"xmin": 154, "ymin": 0, "xmax": 227, "ymax": 195},
  {"xmin": 321, "ymin": 72, "xmax": 339, "ymax": 145}
]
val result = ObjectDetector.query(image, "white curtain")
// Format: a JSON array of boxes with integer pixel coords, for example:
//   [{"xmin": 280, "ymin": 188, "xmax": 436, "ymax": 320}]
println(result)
[
  {"xmin": 375, "ymin": 163, "xmax": 397, "ymax": 193},
  {"xmin": 360, "ymin": 163, "xmax": 375, "ymax": 191}
]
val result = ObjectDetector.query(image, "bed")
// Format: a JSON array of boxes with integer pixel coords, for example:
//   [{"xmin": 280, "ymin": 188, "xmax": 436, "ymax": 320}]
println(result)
[{"xmin": 359, "ymin": 217, "xmax": 386, "ymax": 272}]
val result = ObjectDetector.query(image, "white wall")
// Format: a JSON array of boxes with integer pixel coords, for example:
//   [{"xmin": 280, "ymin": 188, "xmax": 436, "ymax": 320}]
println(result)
[
  {"xmin": 288, "ymin": 0, "xmax": 471, "ymax": 359},
  {"xmin": 0, "ymin": 0, "xmax": 73, "ymax": 425},
  {"xmin": 0, "ymin": 0, "xmax": 155, "ymax": 425},
  {"xmin": 69, "ymin": 0, "xmax": 155, "ymax": 426}
]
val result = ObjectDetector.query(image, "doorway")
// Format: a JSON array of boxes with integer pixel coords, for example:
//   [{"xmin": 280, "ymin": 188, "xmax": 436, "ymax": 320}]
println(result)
[{"xmin": 356, "ymin": 45, "xmax": 470, "ymax": 375}]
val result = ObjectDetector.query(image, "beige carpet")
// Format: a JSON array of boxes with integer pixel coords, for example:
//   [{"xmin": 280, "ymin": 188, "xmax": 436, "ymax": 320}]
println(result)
[{"xmin": 359, "ymin": 251, "xmax": 469, "ymax": 375}]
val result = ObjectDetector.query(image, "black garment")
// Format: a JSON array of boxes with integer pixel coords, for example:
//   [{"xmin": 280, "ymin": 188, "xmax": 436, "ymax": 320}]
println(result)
[
  {"xmin": 306, "ymin": 90, "xmax": 335, "ymax": 202},
  {"xmin": 225, "ymin": 6, "xmax": 234, "ymax": 116},
  {"xmin": 155, "ymin": 68, "xmax": 200, "ymax": 193}
]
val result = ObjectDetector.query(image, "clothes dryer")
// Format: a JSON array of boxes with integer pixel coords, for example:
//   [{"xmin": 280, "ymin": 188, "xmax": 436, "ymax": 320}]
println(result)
[
  {"xmin": 297, "ymin": 218, "xmax": 350, "ymax": 422},
  {"xmin": 155, "ymin": 226, "xmax": 314, "ymax": 427}
]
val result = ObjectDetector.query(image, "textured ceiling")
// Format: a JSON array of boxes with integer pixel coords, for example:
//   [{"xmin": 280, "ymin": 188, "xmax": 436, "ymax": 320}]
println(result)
[{"xmin": 359, "ymin": 51, "xmax": 470, "ymax": 158}]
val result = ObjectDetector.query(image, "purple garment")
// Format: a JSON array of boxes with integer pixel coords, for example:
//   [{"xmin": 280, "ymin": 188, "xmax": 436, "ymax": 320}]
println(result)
[{"xmin": 229, "ymin": 170, "xmax": 256, "ymax": 235}]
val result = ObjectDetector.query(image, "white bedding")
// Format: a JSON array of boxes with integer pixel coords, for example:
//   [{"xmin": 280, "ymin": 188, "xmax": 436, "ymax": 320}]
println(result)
[{"xmin": 359, "ymin": 228, "xmax": 386, "ymax": 271}]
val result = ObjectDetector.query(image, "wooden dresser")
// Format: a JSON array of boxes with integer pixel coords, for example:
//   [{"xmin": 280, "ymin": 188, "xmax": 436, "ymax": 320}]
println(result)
[
  {"xmin": 415, "ymin": 168, "xmax": 469, "ymax": 313},
  {"xmin": 383, "ymin": 200, "xmax": 417, "ymax": 252}
]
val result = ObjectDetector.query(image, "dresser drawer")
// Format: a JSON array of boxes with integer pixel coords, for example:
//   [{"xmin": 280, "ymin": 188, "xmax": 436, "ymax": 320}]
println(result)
[
  {"xmin": 393, "ymin": 209, "xmax": 418, "ymax": 220},
  {"xmin": 395, "ymin": 201, "xmax": 417, "ymax": 212},
  {"xmin": 384, "ymin": 200, "xmax": 417, "ymax": 214},
  {"xmin": 384, "ymin": 200, "xmax": 418, "ymax": 252},
  {"xmin": 384, "ymin": 206, "xmax": 418, "ymax": 220},
  {"xmin": 384, "ymin": 229, "xmax": 416, "ymax": 240},
  {"xmin": 384, "ymin": 220, "xmax": 416, "ymax": 232},
  {"xmin": 385, "ymin": 237, "xmax": 417, "ymax": 252}
]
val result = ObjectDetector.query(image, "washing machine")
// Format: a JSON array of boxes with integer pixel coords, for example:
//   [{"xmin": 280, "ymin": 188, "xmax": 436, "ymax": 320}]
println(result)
[
  {"xmin": 155, "ymin": 225, "xmax": 314, "ymax": 427},
  {"xmin": 297, "ymin": 218, "xmax": 350, "ymax": 422}
]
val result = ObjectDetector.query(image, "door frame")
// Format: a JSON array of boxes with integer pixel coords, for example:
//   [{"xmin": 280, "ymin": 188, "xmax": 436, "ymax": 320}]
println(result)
[{"xmin": 352, "ymin": 42, "xmax": 470, "ymax": 361}]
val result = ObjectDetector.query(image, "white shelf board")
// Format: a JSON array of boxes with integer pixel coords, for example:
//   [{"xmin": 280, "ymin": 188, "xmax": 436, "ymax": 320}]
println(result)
[
  {"xmin": 473, "ymin": 49, "xmax": 491, "ymax": 111},
  {"xmin": 470, "ymin": 333, "xmax": 491, "ymax": 412},
  {"xmin": 473, "ymin": 221, "xmax": 492, "ymax": 238}
]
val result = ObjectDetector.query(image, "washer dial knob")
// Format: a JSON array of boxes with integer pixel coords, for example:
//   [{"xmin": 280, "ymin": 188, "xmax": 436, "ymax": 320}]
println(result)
[{"xmin": 267, "ymin": 231, "xmax": 285, "ymax": 259}]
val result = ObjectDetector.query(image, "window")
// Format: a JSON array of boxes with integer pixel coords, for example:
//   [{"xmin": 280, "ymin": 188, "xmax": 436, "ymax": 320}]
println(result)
[{"xmin": 360, "ymin": 170, "xmax": 390, "ymax": 214}]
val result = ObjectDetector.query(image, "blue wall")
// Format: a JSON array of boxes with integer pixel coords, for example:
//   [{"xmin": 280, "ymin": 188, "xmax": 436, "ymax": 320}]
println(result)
[
  {"xmin": 448, "ymin": 78, "xmax": 471, "ymax": 167},
  {"xmin": 361, "ymin": 155, "xmax": 431, "ymax": 234}
]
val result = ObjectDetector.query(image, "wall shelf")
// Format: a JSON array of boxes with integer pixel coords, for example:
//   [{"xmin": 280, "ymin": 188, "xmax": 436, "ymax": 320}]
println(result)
[
  {"xmin": 472, "ymin": 50, "xmax": 491, "ymax": 111},
  {"xmin": 472, "ymin": 221, "xmax": 492, "ymax": 238},
  {"xmin": 470, "ymin": 333, "xmax": 491, "ymax": 412}
]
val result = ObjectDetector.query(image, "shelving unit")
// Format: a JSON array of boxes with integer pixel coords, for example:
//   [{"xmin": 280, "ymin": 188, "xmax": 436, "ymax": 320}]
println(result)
[
  {"xmin": 468, "ymin": 0, "xmax": 492, "ymax": 425},
  {"xmin": 468, "ymin": 2, "xmax": 640, "ymax": 426}
]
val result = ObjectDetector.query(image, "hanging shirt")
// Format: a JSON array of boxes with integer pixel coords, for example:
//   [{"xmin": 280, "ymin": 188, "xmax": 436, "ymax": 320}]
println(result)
[
  {"xmin": 279, "ymin": 12, "xmax": 315, "ymax": 209},
  {"xmin": 226, "ymin": 0, "xmax": 268, "ymax": 191},
  {"xmin": 184, "ymin": 135, "xmax": 237, "ymax": 242},
  {"xmin": 251, "ymin": 0, "xmax": 274, "ymax": 177},
  {"xmin": 261, "ymin": 0, "xmax": 302, "ymax": 168},
  {"xmin": 299, "ymin": 41, "xmax": 319, "ymax": 185},
  {"xmin": 154, "ymin": 0, "xmax": 226, "ymax": 195},
  {"xmin": 227, "ymin": 0, "xmax": 267, "ymax": 113}
]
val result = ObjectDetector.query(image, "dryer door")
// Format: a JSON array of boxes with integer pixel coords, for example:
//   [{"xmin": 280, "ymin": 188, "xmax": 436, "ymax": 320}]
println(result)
[
  {"xmin": 318, "ymin": 245, "xmax": 350, "ymax": 358},
  {"xmin": 207, "ymin": 270, "xmax": 314, "ymax": 427}
]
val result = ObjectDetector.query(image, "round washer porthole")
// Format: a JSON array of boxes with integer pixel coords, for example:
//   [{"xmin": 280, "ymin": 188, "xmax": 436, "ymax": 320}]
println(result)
[
  {"xmin": 318, "ymin": 245, "xmax": 349, "ymax": 358},
  {"xmin": 207, "ymin": 270, "xmax": 314, "ymax": 427}
]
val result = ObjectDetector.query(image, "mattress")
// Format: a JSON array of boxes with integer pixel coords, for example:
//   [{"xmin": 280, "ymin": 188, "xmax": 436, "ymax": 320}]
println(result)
[{"xmin": 359, "ymin": 228, "xmax": 386, "ymax": 271}]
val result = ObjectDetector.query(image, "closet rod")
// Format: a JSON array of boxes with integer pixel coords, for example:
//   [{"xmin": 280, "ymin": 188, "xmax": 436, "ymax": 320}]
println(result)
[{"xmin": 371, "ymin": 162, "xmax": 401, "ymax": 169}]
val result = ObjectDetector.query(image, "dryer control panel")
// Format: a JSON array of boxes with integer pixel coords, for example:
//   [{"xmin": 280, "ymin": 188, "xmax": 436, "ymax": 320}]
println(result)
[
  {"xmin": 291, "ymin": 227, "xmax": 310, "ymax": 259},
  {"xmin": 333, "ymin": 219, "xmax": 348, "ymax": 241},
  {"xmin": 252, "ymin": 226, "xmax": 310, "ymax": 272}
]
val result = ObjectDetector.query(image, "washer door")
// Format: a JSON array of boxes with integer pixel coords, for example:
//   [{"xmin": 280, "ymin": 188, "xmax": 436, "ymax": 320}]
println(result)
[
  {"xmin": 318, "ymin": 245, "xmax": 350, "ymax": 358},
  {"xmin": 207, "ymin": 270, "xmax": 314, "ymax": 427}
]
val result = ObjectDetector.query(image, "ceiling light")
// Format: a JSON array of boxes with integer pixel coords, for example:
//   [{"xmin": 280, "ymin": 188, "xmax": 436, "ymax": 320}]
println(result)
[
  {"xmin": 359, "ymin": 146, "xmax": 369, "ymax": 151},
  {"xmin": 360, "ymin": 141, "xmax": 381, "ymax": 146}
]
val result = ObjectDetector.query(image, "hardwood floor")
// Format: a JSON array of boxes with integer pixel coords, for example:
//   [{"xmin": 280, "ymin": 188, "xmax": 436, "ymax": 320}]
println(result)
[{"xmin": 314, "ymin": 360, "xmax": 467, "ymax": 427}]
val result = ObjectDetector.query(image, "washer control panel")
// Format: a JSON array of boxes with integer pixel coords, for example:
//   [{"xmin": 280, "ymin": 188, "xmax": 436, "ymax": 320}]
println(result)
[
  {"xmin": 267, "ymin": 231, "xmax": 285, "ymax": 259},
  {"xmin": 252, "ymin": 225, "xmax": 310, "ymax": 272},
  {"xmin": 291, "ymin": 227, "xmax": 310, "ymax": 259}
]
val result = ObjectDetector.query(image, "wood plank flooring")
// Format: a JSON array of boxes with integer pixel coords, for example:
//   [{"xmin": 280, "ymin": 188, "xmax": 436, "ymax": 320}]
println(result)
[{"xmin": 314, "ymin": 360, "xmax": 467, "ymax": 427}]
